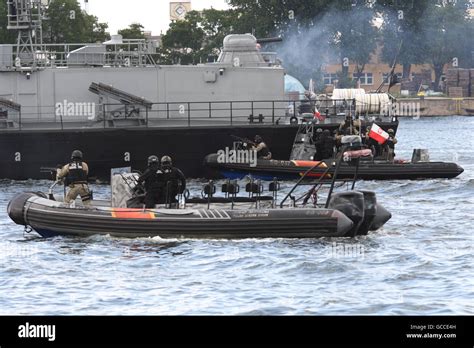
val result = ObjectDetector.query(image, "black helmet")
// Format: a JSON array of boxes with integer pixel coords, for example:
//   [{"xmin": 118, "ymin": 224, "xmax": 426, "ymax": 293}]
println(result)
[
  {"xmin": 316, "ymin": 128, "xmax": 323, "ymax": 133},
  {"xmin": 71, "ymin": 150, "xmax": 83, "ymax": 160},
  {"xmin": 254, "ymin": 135, "xmax": 262, "ymax": 143},
  {"xmin": 388, "ymin": 128, "xmax": 395, "ymax": 134},
  {"xmin": 147, "ymin": 155, "xmax": 159, "ymax": 166},
  {"xmin": 161, "ymin": 155, "xmax": 172, "ymax": 167}
]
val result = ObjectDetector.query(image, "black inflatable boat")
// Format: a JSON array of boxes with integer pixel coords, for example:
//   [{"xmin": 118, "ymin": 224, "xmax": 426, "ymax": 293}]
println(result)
[
  {"xmin": 204, "ymin": 154, "xmax": 464, "ymax": 181},
  {"xmin": 7, "ymin": 189, "xmax": 390, "ymax": 239}
]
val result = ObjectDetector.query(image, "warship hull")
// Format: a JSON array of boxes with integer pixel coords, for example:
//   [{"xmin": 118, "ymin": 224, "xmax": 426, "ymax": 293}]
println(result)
[{"xmin": 0, "ymin": 121, "xmax": 402, "ymax": 180}]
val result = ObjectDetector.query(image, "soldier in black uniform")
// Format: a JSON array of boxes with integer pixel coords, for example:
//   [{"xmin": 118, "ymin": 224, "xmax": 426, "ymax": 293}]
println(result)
[
  {"xmin": 252, "ymin": 135, "xmax": 272, "ymax": 160},
  {"xmin": 160, "ymin": 156, "xmax": 186, "ymax": 206},
  {"xmin": 137, "ymin": 155, "xmax": 163, "ymax": 208},
  {"xmin": 57, "ymin": 150, "xmax": 92, "ymax": 206},
  {"xmin": 383, "ymin": 129, "xmax": 398, "ymax": 161},
  {"xmin": 314, "ymin": 129, "xmax": 335, "ymax": 160}
]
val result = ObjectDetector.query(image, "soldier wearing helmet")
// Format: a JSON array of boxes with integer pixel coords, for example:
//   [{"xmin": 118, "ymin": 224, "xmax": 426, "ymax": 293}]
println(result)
[
  {"xmin": 384, "ymin": 129, "xmax": 398, "ymax": 161},
  {"xmin": 338, "ymin": 114, "xmax": 361, "ymax": 136},
  {"xmin": 314, "ymin": 129, "xmax": 335, "ymax": 161},
  {"xmin": 137, "ymin": 155, "xmax": 165, "ymax": 208},
  {"xmin": 252, "ymin": 135, "xmax": 272, "ymax": 160},
  {"xmin": 57, "ymin": 150, "xmax": 92, "ymax": 206},
  {"xmin": 160, "ymin": 155, "xmax": 186, "ymax": 206}
]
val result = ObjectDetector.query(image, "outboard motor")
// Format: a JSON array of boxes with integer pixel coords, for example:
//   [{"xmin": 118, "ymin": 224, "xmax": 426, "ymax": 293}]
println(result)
[
  {"xmin": 411, "ymin": 149, "xmax": 430, "ymax": 163},
  {"xmin": 328, "ymin": 191, "xmax": 365, "ymax": 237},
  {"xmin": 370, "ymin": 204, "xmax": 392, "ymax": 231},
  {"xmin": 356, "ymin": 190, "xmax": 377, "ymax": 235}
]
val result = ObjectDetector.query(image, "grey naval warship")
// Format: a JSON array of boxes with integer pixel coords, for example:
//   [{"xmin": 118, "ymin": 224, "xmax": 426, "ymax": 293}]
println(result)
[{"xmin": 0, "ymin": 0, "xmax": 397, "ymax": 180}]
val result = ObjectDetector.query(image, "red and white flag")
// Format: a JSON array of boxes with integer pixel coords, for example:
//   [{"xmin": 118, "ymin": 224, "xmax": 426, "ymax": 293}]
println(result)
[
  {"xmin": 314, "ymin": 109, "xmax": 325, "ymax": 121},
  {"xmin": 369, "ymin": 123, "xmax": 389, "ymax": 144}
]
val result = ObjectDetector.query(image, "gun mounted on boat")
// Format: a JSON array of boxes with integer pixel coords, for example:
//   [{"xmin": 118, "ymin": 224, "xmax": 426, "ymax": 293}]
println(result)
[{"xmin": 256, "ymin": 37, "xmax": 283, "ymax": 44}]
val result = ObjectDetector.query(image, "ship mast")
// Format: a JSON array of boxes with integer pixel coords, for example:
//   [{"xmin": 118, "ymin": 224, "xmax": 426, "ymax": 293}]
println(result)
[{"xmin": 6, "ymin": 0, "xmax": 46, "ymax": 70}]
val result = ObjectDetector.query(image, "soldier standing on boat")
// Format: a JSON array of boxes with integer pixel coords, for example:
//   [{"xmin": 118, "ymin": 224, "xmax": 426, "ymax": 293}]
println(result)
[
  {"xmin": 137, "ymin": 155, "xmax": 164, "ymax": 208},
  {"xmin": 252, "ymin": 135, "xmax": 272, "ymax": 160},
  {"xmin": 57, "ymin": 150, "xmax": 92, "ymax": 206},
  {"xmin": 315, "ymin": 129, "xmax": 335, "ymax": 160},
  {"xmin": 384, "ymin": 129, "xmax": 398, "ymax": 161},
  {"xmin": 338, "ymin": 114, "xmax": 361, "ymax": 136},
  {"xmin": 160, "ymin": 156, "xmax": 186, "ymax": 206}
]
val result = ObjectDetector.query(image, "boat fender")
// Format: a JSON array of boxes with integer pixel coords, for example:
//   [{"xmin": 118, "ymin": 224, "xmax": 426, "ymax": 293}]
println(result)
[
  {"xmin": 222, "ymin": 181, "xmax": 239, "ymax": 194},
  {"xmin": 202, "ymin": 182, "xmax": 216, "ymax": 197},
  {"xmin": 7, "ymin": 192, "xmax": 37, "ymax": 226},
  {"xmin": 328, "ymin": 191, "xmax": 365, "ymax": 237},
  {"xmin": 246, "ymin": 182, "xmax": 263, "ymax": 194},
  {"xmin": 268, "ymin": 181, "xmax": 280, "ymax": 192}
]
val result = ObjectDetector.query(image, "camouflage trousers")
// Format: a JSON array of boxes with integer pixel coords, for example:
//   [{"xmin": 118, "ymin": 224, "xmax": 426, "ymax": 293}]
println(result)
[{"xmin": 66, "ymin": 184, "xmax": 92, "ymax": 206}]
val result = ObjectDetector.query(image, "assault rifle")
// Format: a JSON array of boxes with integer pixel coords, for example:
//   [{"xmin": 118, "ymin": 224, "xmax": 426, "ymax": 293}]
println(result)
[
  {"xmin": 231, "ymin": 135, "xmax": 256, "ymax": 147},
  {"xmin": 40, "ymin": 166, "xmax": 62, "ymax": 181}
]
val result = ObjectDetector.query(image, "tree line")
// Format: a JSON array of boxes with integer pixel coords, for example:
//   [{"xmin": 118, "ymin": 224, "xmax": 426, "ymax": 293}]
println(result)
[{"xmin": 0, "ymin": 0, "xmax": 472, "ymax": 91}]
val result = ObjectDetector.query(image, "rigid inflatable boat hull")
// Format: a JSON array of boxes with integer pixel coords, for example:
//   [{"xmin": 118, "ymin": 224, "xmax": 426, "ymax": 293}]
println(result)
[
  {"xmin": 8, "ymin": 194, "xmax": 358, "ymax": 239},
  {"xmin": 204, "ymin": 154, "xmax": 464, "ymax": 180}
]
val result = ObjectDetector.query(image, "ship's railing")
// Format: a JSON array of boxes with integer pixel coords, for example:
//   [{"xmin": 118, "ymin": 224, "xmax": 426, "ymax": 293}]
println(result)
[
  {"xmin": 0, "ymin": 98, "xmax": 395, "ymax": 131},
  {"xmin": 0, "ymin": 40, "xmax": 157, "ymax": 69}
]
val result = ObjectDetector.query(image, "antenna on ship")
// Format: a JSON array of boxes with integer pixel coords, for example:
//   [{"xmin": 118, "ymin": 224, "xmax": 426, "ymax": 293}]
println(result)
[{"xmin": 6, "ymin": 0, "xmax": 46, "ymax": 70}]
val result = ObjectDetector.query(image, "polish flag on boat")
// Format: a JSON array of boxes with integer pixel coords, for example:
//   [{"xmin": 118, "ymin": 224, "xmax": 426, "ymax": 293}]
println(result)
[
  {"xmin": 369, "ymin": 123, "xmax": 389, "ymax": 144},
  {"xmin": 314, "ymin": 109, "xmax": 324, "ymax": 121}
]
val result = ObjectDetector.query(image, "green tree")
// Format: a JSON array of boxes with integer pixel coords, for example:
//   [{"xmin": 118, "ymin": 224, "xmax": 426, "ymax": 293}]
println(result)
[
  {"xmin": 421, "ymin": 0, "xmax": 474, "ymax": 90},
  {"xmin": 44, "ymin": 0, "xmax": 109, "ymax": 43},
  {"xmin": 325, "ymin": 1, "xmax": 378, "ymax": 86},
  {"xmin": 377, "ymin": 0, "xmax": 431, "ymax": 78},
  {"xmin": 84, "ymin": 14, "xmax": 110, "ymax": 43},
  {"xmin": 0, "ymin": 1, "xmax": 15, "ymax": 44},
  {"xmin": 161, "ymin": 12, "xmax": 205, "ymax": 64},
  {"xmin": 118, "ymin": 23, "xmax": 146, "ymax": 40},
  {"xmin": 44, "ymin": 0, "xmax": 86, "ymax": 43},
  {"xmin": 227, "ymin": 0, "xmax": 334, "ymax": 38},
  {"xmin": 198, "ymin": 8, "xmax": 240, "ymax": 60}
]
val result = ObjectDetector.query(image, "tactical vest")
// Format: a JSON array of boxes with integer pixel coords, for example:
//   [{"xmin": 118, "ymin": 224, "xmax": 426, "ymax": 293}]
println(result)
[
  {"xmin": 66, "ymin": 162, "xmax": 87, "ymax": 185},
  {"xmin": 143, "ymin": 168, "xmax": 164, "ymax": 191}
]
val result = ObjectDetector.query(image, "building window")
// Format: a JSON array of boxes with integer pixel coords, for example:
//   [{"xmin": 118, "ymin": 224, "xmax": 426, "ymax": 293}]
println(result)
[
  {"xmin": 323, "ymin": 73, "xmax": 338, "ymax": 85},
  {"xmin": 352, "ymin": 73, "xmax": 373, "ymax": 85}
]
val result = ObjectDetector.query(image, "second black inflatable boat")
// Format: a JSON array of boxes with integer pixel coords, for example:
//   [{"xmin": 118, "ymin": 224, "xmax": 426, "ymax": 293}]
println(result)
[{"xmin": 204, "ymin": 154, "xmax": 464, "ymax": 180}]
